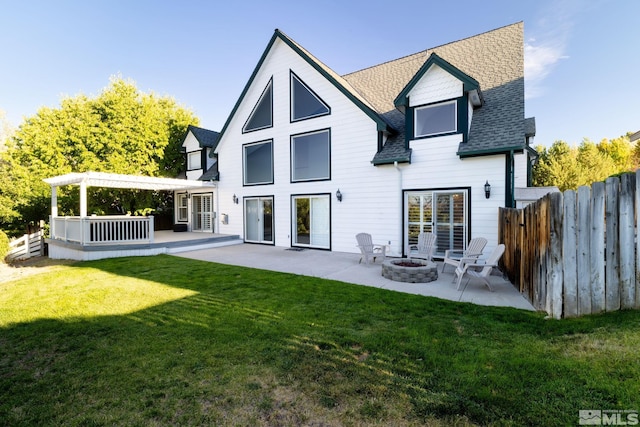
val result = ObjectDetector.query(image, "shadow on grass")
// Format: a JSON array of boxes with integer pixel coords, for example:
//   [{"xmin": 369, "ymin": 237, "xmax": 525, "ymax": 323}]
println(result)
[{"xmin": 1, "ymin": 254, "xmax": 640, "ymax": 426}]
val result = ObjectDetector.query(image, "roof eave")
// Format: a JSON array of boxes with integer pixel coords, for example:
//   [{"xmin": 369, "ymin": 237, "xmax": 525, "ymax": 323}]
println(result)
[{"xmin": 457, "ymin": 145, "xmax": 525, "ymax": 158}]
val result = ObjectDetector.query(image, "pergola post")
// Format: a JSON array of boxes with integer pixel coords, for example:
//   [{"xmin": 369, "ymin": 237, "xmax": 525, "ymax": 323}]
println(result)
[
  {"xmin": 51, "ymin": 186, "xmax": 58, "ymax": 217},
  {"xmin": 80, "ymin": 181, "xmax": 87, "ymax": 217}
]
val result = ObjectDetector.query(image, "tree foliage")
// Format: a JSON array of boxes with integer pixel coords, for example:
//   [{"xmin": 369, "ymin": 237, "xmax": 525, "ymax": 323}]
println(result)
[
  {"xmin": 0, "ymin": 77, "xmax": 198, "ymax": 233},
  {"xmin": 532, "ymin": 134, "xmax": 637, "ymax": 191}
]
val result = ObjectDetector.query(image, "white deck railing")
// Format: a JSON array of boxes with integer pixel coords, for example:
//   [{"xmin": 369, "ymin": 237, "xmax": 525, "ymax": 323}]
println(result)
[{"xmin": 50, "ymin": 216, "xmax": 154, "ymax": 245}]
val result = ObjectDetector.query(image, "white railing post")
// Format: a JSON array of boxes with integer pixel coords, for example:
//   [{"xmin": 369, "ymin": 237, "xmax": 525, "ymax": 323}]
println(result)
[{"xmin": 149, "ymin": 216, "xmax": 154, "ymax": 243}]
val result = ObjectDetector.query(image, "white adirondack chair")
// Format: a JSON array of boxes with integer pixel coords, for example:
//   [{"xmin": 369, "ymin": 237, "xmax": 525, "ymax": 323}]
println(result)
[
  {"xmin": 355, "ymin": 233, "xmax": 387, "ymax": 264},
  {"xmin": 454, "ymin": 244, "xmax": 506, "ymax": 291},
  {"xmin": 410, "ymin": 232, "xmax": 437, "ymax": 262},
  {"xmin": 442, "ymin": 237, "xmax": 488, "ymax": 273}
]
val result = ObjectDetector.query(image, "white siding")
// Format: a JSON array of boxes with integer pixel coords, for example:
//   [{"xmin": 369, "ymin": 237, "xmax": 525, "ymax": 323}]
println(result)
[
  {"xmin": 212, "ymin": 38, "xmax": 514, "ymax": 256},
  {"xmin": 403, "ymin": 134, "xmax": 506, "ymax": 255},
  {"xmin": 513, "ymin": 151, "xmax": 528, "ymax": 187},
  {"xmin": 409, "ymin": 65, "xmax": 463, "ymax": 107}
]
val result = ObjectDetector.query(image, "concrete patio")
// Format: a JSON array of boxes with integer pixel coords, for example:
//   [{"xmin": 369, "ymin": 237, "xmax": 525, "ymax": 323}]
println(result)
[{"xmin": 173, "ymin": 244, "xmax": 535, "ymax": 311}]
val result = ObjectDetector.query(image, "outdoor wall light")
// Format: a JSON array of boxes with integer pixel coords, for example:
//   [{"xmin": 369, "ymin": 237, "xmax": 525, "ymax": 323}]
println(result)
[
  {"xmin": 232, "ymin": 194, "xmax": 238, "ymax": 204},
  {"xmin": 484, "ymin": 181, "xmax": 491, "ymax": 199},
  {"xmin": 336, "ymin": 189, "xmax": 343, "ymax": 202}
]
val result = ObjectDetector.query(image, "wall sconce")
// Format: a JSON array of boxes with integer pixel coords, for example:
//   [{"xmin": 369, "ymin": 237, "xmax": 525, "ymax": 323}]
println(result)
[
  {"xmin": 232, "ymin": 194, "xmax": 238, "ymax": 204},
  {"xmin": 336, "ymin": 189, "xmax": 343, "ymax": 202},
  {"xmin": 484, "ymin": 181, "xmax": 491, "ymax": 199}
]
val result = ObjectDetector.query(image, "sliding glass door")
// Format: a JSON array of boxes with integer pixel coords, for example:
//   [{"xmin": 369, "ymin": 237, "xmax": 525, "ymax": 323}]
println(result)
[
  {"xmin": 405, "ymin": 190, "xmax": 467, "ymax": 256},
  {"xmin": 244, "ymin": 197, "xmax": 273, "ymax": 244},
  {"xmin": 292, "ymin": 194, "xmax": 330, "ymax": 249}
]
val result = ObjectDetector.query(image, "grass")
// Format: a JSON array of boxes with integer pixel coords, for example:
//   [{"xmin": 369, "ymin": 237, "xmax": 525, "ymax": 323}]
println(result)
[{"xmin": 1, "ymin": 255, "xmax": 639, "ymax": 426}]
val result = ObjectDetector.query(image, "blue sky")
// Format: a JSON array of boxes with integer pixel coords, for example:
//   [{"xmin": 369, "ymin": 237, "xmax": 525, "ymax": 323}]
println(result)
[{"xmin": 1, "ymin": 0, "xmax": 638, "ymax": 147}]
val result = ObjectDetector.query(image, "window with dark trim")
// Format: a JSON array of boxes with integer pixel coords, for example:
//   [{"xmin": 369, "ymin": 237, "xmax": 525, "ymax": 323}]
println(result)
[
  {"xmin": 290, "ymin": 72, "xmax": 330, "ymax": 122},
  {"xmin": 243, "ymin": 79, "xmax": 273, "ymax": 133},
  {"xmin": 243, "ymin": 140, "xmax": 273, "ymax": 185},
  {"xmin": 291, "ymin": 129, "xmax": 330, "ymax": 182},
  {"xmin": 187, "ymin": 151, "xmax": 201, "ymax": 171},
  {"xmin": 414, "ymin": 100, "xmax": 457, "ymax": 138}
]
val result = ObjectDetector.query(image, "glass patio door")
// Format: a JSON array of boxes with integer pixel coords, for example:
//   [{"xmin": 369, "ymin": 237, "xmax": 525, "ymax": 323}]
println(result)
[
  {"xmin": 292, "ymin": 195, "xmax": 330, "ymax": 249},
  {"xmin": 405, "ymin": 190, "xmax": 467, "ymax": 256},
  {"xmin": 244, "ymin": 197, "xmax": 273, "ymax": 244},
  {"xmin": 192, "ymin": 194, "xmax": 213, "ymax": 232}
]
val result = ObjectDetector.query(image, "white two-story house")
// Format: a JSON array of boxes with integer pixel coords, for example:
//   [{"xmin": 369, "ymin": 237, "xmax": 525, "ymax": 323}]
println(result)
[{"xmin": 178, "ymin": 22, "xmax": 535, "ymax": 257}]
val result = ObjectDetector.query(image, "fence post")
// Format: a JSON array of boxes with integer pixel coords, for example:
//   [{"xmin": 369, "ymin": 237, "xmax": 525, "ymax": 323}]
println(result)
[
  {"xmin": 591, "ymin": 182, "xmax": 606, "ymax": 313},
  {"xmin": 619, "ymin": 173, "xmax": 636, "ymax": 309},
  {"xmin": 576, "ymin": 186, "xmax": 592, "ymax": 315},
  {"xmin": 605, "ymin": 177, "xmax": 620, "ymax": 312},
  {"xmin": 636, "ymin": 170, "xmax": 640, "ymax": 309},
  {"xmin": 548, "ymin": 192, "xmax": 564, "ymax": 319},
  {"xmin": 563, "ymin": 190, "xmax": 578, "ymax": 317}
]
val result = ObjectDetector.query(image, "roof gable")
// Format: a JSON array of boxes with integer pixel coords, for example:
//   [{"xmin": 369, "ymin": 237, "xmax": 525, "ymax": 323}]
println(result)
[
  {"xmin": 186, "ymin": 125, "xmax": 219, "ymax": 149},
  {"xmin": 394, "ymin": 53, "xmax": 480, "ymax": 110},
  {"xmin": 344, "ymin": 22, "xmax": 526, "ymax": 159},
  {"xmin": 211, "ymin": 30, "xmax": 395, "ymax": 157}
]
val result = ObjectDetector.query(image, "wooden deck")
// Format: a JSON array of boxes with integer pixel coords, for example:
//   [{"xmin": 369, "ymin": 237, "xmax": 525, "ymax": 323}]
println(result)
[{"xmin": 47, "ymin": 230, "xmax": 242, "ymax": 261}]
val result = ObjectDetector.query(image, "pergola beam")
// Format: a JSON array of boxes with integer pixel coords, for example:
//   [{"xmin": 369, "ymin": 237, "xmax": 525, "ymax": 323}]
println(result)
[{"xmin": 43, "ymin": 171, "xmax": 217, "ymax": 217}]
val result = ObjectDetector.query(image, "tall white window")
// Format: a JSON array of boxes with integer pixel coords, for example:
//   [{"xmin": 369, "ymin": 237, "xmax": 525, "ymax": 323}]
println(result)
[{"xmin": 177, "ymin": 194, "xmax": 188, "ymax": 222}]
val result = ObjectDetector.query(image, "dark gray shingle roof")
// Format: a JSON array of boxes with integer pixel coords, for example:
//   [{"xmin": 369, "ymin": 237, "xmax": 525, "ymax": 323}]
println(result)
[
  {"xmin": 188, "ymin": 125, "xmax": 220, "ymax": 149},
  {"xmin": 343, "ymin": 22, "xmax": 526, "ymax": 160}
]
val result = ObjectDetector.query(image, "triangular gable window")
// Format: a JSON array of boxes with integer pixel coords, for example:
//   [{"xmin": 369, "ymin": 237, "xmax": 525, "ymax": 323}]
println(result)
[
  {"xmin": 291, "ymin": 71, "xmax": 330, "ymax": 122},
  {"xmin": 243, "ymin": 78, "xmax": 273, "ymax": 133}
]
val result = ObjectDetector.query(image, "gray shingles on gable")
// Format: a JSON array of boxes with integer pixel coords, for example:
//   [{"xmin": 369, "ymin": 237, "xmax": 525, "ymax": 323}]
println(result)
[
  {"xmin": 188, "ymin": 125, "xmax": 220, "ymax": 149},
  {"xmin": 342, "ymin": 22, "xmax": 526, "ymax": 160}
]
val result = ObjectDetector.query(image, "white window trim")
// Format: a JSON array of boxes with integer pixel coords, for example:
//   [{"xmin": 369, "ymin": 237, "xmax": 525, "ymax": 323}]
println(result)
[
  {"xmin": 414, "ymin": 100, "xmax": 457, "ymax": 138},
  {"xmin": 290, "ymin": 72, "xmax": 330, "ymax": 122},
  {"xmin": 243, "ymin": 140, "xmax": 274, "ymax": 186},
  {"xmin": 187, "ymin": 150, "xmax": 201, "ymax": 171},
  {"xmin": 176, "ymin": 193, "xmax": 189, "ymax": 222},
  {"xmin": 290, "ymin": 129, "xmax": 331, "ymax": 182},
  {"xmin": 242, "ymin": 79, "xmax": 273, "ymax": 133}
]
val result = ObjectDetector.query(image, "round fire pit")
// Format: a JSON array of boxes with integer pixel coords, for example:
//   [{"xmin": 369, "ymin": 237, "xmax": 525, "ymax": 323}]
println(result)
[{"xmin": 381, "ymin": 258, "xmax": 438, "ymax": 283}]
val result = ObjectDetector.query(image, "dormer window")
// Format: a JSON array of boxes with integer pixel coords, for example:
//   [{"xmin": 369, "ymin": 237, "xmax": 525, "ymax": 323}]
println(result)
[
  {"xmin": 414, "ymin": 100, "xmax": 457, "ymax": 138},
  {"xmin": 187, "ymin": 151, "xmax": 202, "ymax": 171}
]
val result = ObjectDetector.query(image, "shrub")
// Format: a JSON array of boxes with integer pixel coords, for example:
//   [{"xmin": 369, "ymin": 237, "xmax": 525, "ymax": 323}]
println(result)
[{"xmin": 0, "ymin": 229, "xmax": 10, "ymax": 263}]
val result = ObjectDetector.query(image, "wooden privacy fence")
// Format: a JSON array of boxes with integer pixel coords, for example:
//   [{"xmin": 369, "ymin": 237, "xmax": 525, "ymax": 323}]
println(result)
[
  {"xmin": 6, "ymin": 230, "xmax": 45, "ymax": 262},
  {"xmin": 499, "ymin": 172, "xmax": 640, "ymax": 319}
]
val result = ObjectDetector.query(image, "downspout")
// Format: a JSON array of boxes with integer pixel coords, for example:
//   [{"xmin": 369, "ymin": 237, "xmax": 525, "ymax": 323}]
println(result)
[{"xmin": 395, "ymin": 161, "xmax": 403, "ymax": 257}]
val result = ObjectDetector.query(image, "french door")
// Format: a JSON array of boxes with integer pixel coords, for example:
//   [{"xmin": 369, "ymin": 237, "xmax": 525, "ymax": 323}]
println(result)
[
  {"xmin": 244, "ymin": 197, "xmax": 274, "ymax": 244},
  {"xmin": 192, "ymin": 194, "xmax": 214, "ymax": 232},
  {"xmin": 292, "ymin": 194, "xmax": 330, "ymax": 249},
  {"xmin": 405, "ymin": 190, "xmax": 467, "ymax": 256}
]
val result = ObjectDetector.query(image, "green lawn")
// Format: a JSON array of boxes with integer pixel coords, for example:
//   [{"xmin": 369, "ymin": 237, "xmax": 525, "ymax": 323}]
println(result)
[{"xmin": 1, "ymin": 255, "xmax": 639, "ymax": 426}]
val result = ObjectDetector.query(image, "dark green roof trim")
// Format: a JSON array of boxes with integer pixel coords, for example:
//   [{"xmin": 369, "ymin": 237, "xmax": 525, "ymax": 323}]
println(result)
[
  {"xmin": 394, "ymin": 53, "xmax": 480, "ymax": 109},
  {"xmin": 371, "ymin": 154, "xmax": 412, "ymax": 165},
  {"xmin": 275, "ymin": 30, "xmax": 394, "ymax": 133},
  {"xmin": 457, "ymin": 145, "xmax": 524, "ymax": 158},
  {"xmin": 211, "ymin": 30, "xmax": 395, "ymax": 158},
  {"xmin": 209, "ymin": 32, "xmax": 280, "ymax": 158}
]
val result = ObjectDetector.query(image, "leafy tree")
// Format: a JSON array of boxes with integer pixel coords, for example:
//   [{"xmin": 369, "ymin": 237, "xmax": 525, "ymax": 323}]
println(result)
[
  {"xmin": 0, "ymin": 77, "xmax": 198, "ymax": 233},
  {"xmin": 532, "ymin": 134, "xmax": 637, "ymax": 191}
]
